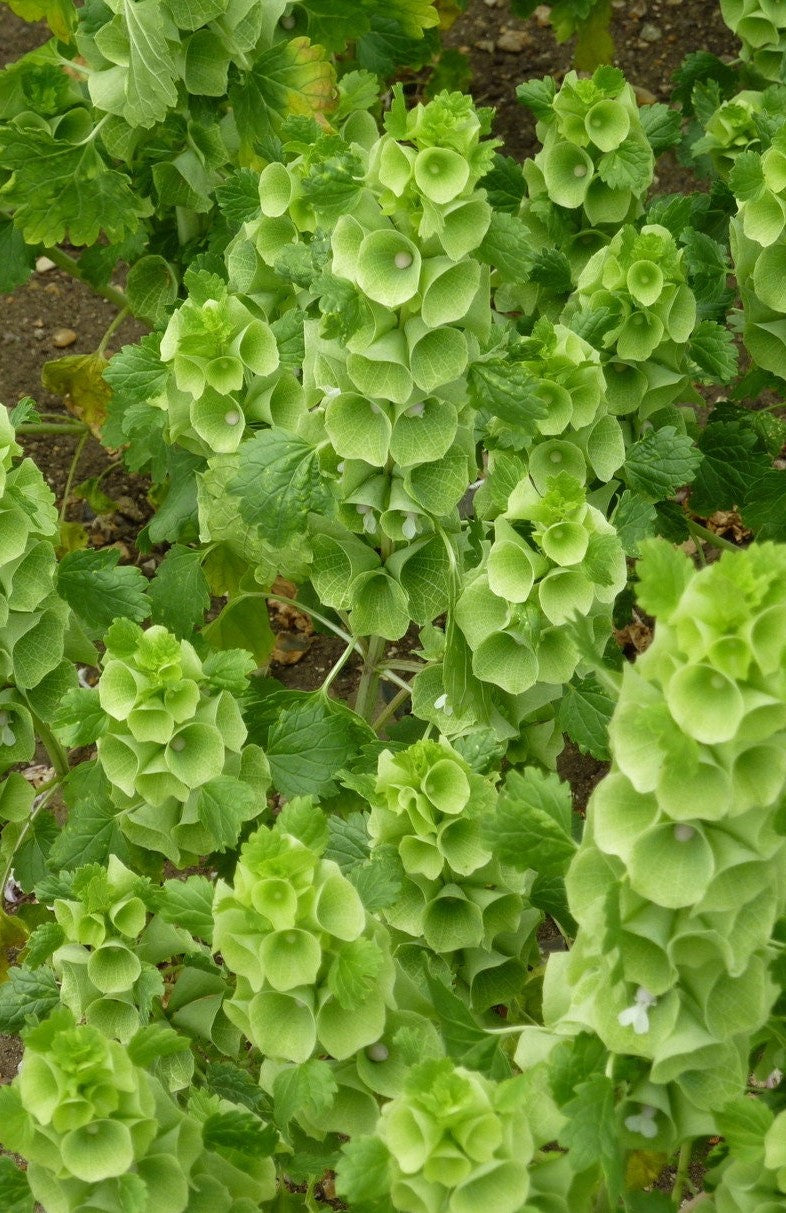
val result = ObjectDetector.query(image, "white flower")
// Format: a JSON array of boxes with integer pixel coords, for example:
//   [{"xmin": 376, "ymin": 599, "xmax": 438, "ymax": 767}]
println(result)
[
  {"xmin": 0, "ymin": 710, "xmax": 15, "ymax": 747},
  {"xmin": 401, "ymin": 513, "xmax": 419, "ymax": 541},
  {"xmin": 624, "ymin": 1105, "xmax": 658, "ymax": 1139},
  {"xmin": 434, "ymin": 694, "xmax": 447, "ymax": 710},
  {"xmin": 618, "ymin": 987, "xmax": 657, "ymax": 1035}
]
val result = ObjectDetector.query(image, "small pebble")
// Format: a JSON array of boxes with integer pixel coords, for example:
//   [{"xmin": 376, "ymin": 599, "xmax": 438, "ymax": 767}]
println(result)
[
  {"xmin": 35, "ymin": 256, "xmax": 56, "ymax": 273},
  {"xmin": 639, "ymin": 22, "xmax": 661, "ymax": 40},
  {"xmin": 44, "ymin": 283, "xmax": 60, "ymax": 295},
  {"xmin": 533, "ymin": 4, "xmax": 552, "ymax": 25},
  {"xmin": 496, "ymin": 29, "xmax": 533, "ymax": 51},
  {"xmin": 52, "ymin": 328, "xmax": 78, "ymax": 348},
  {"xmin": 475, "ymin": 38, "xmax": 495, "ymax": 52}
]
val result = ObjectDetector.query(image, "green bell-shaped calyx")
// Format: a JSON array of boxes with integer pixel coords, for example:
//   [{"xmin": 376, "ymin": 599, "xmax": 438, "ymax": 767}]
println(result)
[
  {"xmin": 214, "ymin": 813, "xmax": 394, "ymax": 1064},
  {"xmin": 560, "ymin": 540, "xmax": 786, "ymax": 1118}
]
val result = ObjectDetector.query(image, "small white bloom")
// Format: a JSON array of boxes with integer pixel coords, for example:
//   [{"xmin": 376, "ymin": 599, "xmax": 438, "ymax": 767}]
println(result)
[
  {"xmin": 407, "ymin": 402, "xmax": 425, "ymax": 418},
  {"xmin": 624, "ymin": 1105, "xmax": 658, "ymax": 1139},
  {"xmin": 401, "ymin": 513, "xmax": 419, "ymax": 540},
  {"xmin": 618, "ymin": 987, "xmax": 657, "ymax": 1035},
  {"xmin": 673, "ymin": 824, "xmax": 695, "ymax": 842},
  {"xmin": 322, "ymin": 385, "xmax": 341, "ymax": 400},
  {"xmin": 434, "ymin": 694, "xmax": 448, "ymax": 710},
  {"xmin": 0, "ymin": 710, "xmax": 15, "ymax": 747}
]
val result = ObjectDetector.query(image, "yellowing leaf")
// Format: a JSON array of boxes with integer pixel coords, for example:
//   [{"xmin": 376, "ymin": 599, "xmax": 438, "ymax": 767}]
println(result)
[
  {"xmin": 41, "ymin": 353, "xmax": 111, "ymax": 436},
  {"xmin": 0, "ymin": 907, "xmax": 29, "ymax": 982},
  {"xmin": 230, "ymin": 37, "xmax": 337, "ymax": 155},
  {"xmin": 625, "ymin": 1149, "xmax": 669, "ymax": 1189}
]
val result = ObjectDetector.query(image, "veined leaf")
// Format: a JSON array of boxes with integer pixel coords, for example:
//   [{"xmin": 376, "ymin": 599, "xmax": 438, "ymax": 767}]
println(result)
[
  {"xmin": 230, "ymin": 428, "xmax": 332, "ymax": 547},
  {"xmin": 89, "ymin": 0, "xmax": 179, "ymax": 129},
  {"xmin": 57, "ymin": 548, "xmax": 150, "ymax": 631},
  {"xmin": 230, "ymin": 37, "xmax": 336, "ymax": 152},
  {"xmin": 623, "ymin": 427, "xmax": 700, "ymax": 502},
  {"xmin": 4, "ymin": 0, "xmax": 75, "ymax": 39},
  {"xmin": 41, "ymin": 353, "xmax": 111, "ymax": 435}
]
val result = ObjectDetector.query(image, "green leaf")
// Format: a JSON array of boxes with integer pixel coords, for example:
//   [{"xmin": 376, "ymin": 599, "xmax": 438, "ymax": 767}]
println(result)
[
  {"xmin": 202, "ymin": 597, "xmax": 274, "ymax": 667},
  {"xmin": 0, "ymin": 124, "xmax": 151, "ymax": 246},
  {"xmin": 0, "ymin": 1156, "xmax": 33, "ymax": 1213},
  {"xmin": 216, "ymin": 168, "xmax": 261, "ymax": 229},
  {"xmin": 0, "ymin": 965, "xmax": 59, "ymax": 1033},
  {"xmin": 634, "ymin": 537, "xmax": 693, "ymax": 618},
  {"xmin": 327, "ymin": 938, "xmax": 383, "ymax": 1010},
  {"xmin": 690, "ymin": 421, "xmax": 771, "ymax": 516},
  {"xmin": 125, "ymin": 255, "xmax": 178, "ymax": 325},
  {"xmin": 716, "ymin": 1097, "xmax": 774, "ymax": 1162},
  {"xmin": 743, "ymin": 465, "xmax": 786, "ymax": 541},
  {"xmin": 549, "ymin": 1032, "xmax": 607, "ymax": 1105},
  {"xmin": 516, "ymin": 76, "xmax": 556, "ymax": 120},
  {"xmin": 688, "ymin": 320, "xmax": 738, "ymax": 382},
  {"xmin": 202, "ymin": 649, "xmax": 256, "ymax": 695},
  {"xmin": 203, "ymin": 1109, "xmax": 278, "ymax": 1158},
  {"xmin": 230, "ymin": 429, "xmax": 331, "ymax": 547},
  {"xmin": 639, "ymin": 104, "xmax": 682, "ymax": 153},
  {"xmin": 611, "ymin": 490, "xmax": 656, "ymax": 557},
  {"xmin": 3, "ymin": 0, "xmax": 75, "ymax": 39},
  {"xmin": 529, "ymin": 248, "xmax": 573, "ymax": 294},
  {"xmin": 477, "ymin": 213, "xmax": 533, "ymax": 281},
  {"xmin": 335, "ymin": 1136, "xmax": 391, "ymax": 1206},
  {"xmin": 729, "ymin": 151, "xmax": 765, "ymax": 202},
  {"xmin": 156, "ymin": 875, "xmax": 215, "ymax": 943},
  {"xmin": 230, "ymin": 36, "xmax": 336, "ymax": 150},
  {"xmin": 89, "ymin": 0, "xmax": 178, "ymax": 128},
  {"xmin": 15, "ymin": 812, "xmax": 59, "ymax": 891},
  {"xmin": 47, "ymin": 792, "xmax": 132, "ymax": 871},
  {"xmin": 263, "ymin": 693, "xmax": 375, "ymax": 798},
  {"xmin": 197, "ymin": 777, "xmax": 257, "ymax": 849},
  {"xmin": 206, "ymin": 1062, "xmax": 271, "ymax": 1117},
  {"xmin": 22, "ymin": 920, "xmax": 64, "ymax": 968},
  {"xmin": 597, "ymin": 139, "xmax": 652, "ymax": 191},
  {"xmin": 0, "ymin": 218, "xmax": 34, "ymax": 292},
  {"xmin": 671, "ymin": 50, "xmax": 737, "ymax": 115},
  {"xmin": 57, "ymin": 548, "xmax": 150, "ymax": 631},
  {"xmin": 480, "ymin": 154, "xmax": 526, "ymax": 214},
  {"xmin": 127, "ymin": 1023, "xmax": 192, "ymax": 1067},
  {"xmin": 326, "ymin": 812, "xmax": 371, "ymax": 870},
  {"xmin": 349, "ymin": 848, "xmax": 403, "ymax": 913},
  {"xmin": 468, "ymin": 358, "xmax": 547, "ymax": 436},
  {"xmin": 482, "ymin": 768, "xmax": 577, "ymax": 877},
  {"xmin": 425, "ymin": 965, "xmax": 503, "ymax": 1074},
  {"xmin": 53, "ymin": 687, "xmax": 107, "ymax": 747},
  {"xmin": 560, "ymin": 1073, "xmax": 623, "ymax": 1198},
  {"xmin": 273, "ymin": 1059, "xmax": 337, "ymax": 1129},
  {"xmin": 623, "ymin": 426, "xmax": 700, "ymax": 502},
  {"xmin": 148, "ymin": 545, "xmax": 210, "ymax": 638},
  {"xmin": 558, "ymin": 676, "xmax": 613, "ymax": 761}
]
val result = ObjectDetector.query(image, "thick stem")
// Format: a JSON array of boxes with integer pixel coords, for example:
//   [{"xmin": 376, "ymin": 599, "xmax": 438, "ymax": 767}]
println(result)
[
  {"xmin": 372, "ymin": 684, "xmax": 411, "ymax": 732},
  {"xmin": 28, "ymin": 710, "xmax": 70, "ymax": 778},
  {"xmin": 43, "ymin": 245, "xmax": 131, "ymax": 312},
  {"xmin": 672, "ymin": 1140, "xmax": 693, "ymax": 1208},
  {"xmin": 354, "ymin": 635, "xmax": 386, "ymax": 723}
]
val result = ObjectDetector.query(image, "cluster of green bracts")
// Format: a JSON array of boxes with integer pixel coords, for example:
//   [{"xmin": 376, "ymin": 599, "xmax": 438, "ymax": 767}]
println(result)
[
  {"xmin": 730, "ymin": 128, "xmax": 786, "ymax": 375},
  {"xmin": 0, "ymin": 405, "xmax": 76, "ymax": 806},
  {"xmin": 369, "ymin": 740, "xmax": 538, "ymax": 1010},
  {"xmin": 213, "ymin": 817, "xmax": 395, "ymax": 1065},
  {"xmin": 721, "ymin": 0, "xmax": 786, "ymax": 81},
  {"xmin": 557, "ymin": 542, "xmax": 786, "ymax": 1147},
  {"xmin": 0, "ymin": 1011, "xmax": 275, "ymax": 1213},
  {"xmin": 60, "ymin": 620, "xmax": 269, "ymax": 864}
]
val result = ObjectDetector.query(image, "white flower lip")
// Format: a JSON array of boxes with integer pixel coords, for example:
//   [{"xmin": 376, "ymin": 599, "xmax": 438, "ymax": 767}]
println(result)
[{"xmin": 618, "ymin": 986, "xmax": 657, "ymax": 1035}]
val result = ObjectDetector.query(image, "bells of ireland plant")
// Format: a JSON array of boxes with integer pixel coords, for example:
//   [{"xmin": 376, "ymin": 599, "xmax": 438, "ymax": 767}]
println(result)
[
  {"xmin": 691, "ymin": 89, "xmax": 772, "ymax": 178},
  {"xmin": 336, "ymin": 1058, "xmax": 535, "ymax": 1213},
  {"xmin": 159, "ymin": 270, "xmax": 280, "ymax": 455},
  {"xmin": 557, "ymin": 540, "xmax": 786, "ymax": 1124},
  {"xmin": 368, "ymin": 739, "xmax": 537, "ymax": 1008},
  {"xmin": 563, "ymin": 222, "xmax": 702, "ymax": 417},
  {"xmin": 214, "ymin": 812, "xmax": 395, "ymax": 1064},
  {"xmin": 0, "ymin": 1010, "xmax": 202, "ymax": 1213},
  {"xmin": 729, "ymin": 130, "xmax": 786, "ymax": 377},
  {"xmin": 700, "ymin": 1101, "xmax": 786, "ymax": 1213},
  {"xmin": 0, "ymin": 403, "xmax": 75, "ymax": 777},
  {"xmin": 58, "ymin": 619, "xmax": 270, "ymax": 865},
  {"xmin": 453, "ymin": 471, "xmax": 626, "ymax": 700},
  {"xmin": 520, "ymin": 67, "xmax": 654, "ymax": 248},
  {"xmin": 721, "ymin": 0, "xmax": 786, "ymax": 81}
]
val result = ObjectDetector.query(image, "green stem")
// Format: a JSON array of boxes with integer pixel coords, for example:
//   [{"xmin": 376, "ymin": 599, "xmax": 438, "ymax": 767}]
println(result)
[
  {"xmin": 16, "ymin": 422, "xmax": 88, "ymax": 436},
  {"xmin": 687, "ymin": 519, "xmax": 740, "ymax": 553},
  {"xmin": 43, "ymin": 245, "xmax": 131, "ymax": 312},
  {"xmin": 354, "ymin": 635, "xmax": 386, "ymax": 723},
  {"xmin": 378, "ymin": 668, "xmax": 412, "ymax": 694},
  {"xmin": 97, "ymin": 306, "xmax": 130, "ymax": 356},
  {"xmin": 321, "ymin": 641, "xmax": 357, "ymax": 695},
  {"xmin": 382, "ymin": 659, "xmax": 424, "ymax": 673},
  {"xmin": 59, "ymin": 430, "xmax": 89, "ymax": 526},
  {"xmin": 264, "ymin": 593, "xmax": 365, "ymax": 655},
  {"xmin": 672, "ymin": 1140, "xmax": 693, "ymax": 1208},
  {"xmin": 28, "ymin": 710, "xmax": 70, "ymax": 778},
  {"xmin": 372, "ymin": 685, "xmax": 411, "ymax": 732}
]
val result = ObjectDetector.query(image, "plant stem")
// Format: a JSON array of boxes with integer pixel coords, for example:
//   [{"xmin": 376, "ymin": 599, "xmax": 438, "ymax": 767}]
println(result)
[
  {"xmin": 372, "ymin": 684, "xmax": 411, "ymax": 732},
  {"xmin": 321, "ymin": 641, "xmax": 357, "ymax": 695},
  {"xmin": 686, "ymin": 519, "xmax": 740, "ymax": 553},
  {"xmin": 59, "ymin": 430, "xmax": 89, "ymax": 526},
  {"xmin": 0, "ymin": 782, "xmax": 62, "ymax": 898},
  {"xmin": 16, "ymin": 423, "xmax": 88, "ymax": 436},
  {"xmin": 97, "ymin": 306, "xmax": 129, "ymax": 356},
  {"xmin": 43, "ymin": 245, "xmax": 131, "ymax": 312},
  {"xmin": 354, "ymin": 635, "xmax": 386, "ymax": 723},
  {"xmin": 382, "ymin": 659, "xmax": 424, "ymax": 673},
  {"xmin": 28, "ymin": 709, "xmax": 70, "ymax": 778},
  {"xmin": 672, "ymin": 1140, "xmax": 693, "ymax": 1208},
  {"xmin": 264, "ymin": 593, "xmax": 365, "ymax": 655},
  {"xmin": 378, "ymin": 668, "xmax": 412, "ymax": 694}
]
